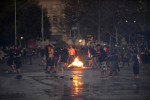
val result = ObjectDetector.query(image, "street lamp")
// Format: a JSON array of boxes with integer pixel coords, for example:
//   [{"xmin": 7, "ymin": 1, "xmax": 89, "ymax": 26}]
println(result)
[
  {"xmin": 15, "ymin": 0, "xmax": 17, "ymax": 46},
  {"xmin": 20, "ymin": 36, "xmax": 23, "ymax": 48},
  {"xmin": 79, "ymin": 39, "xmax": 82, "ymax": 43},
  {"xmin": 134, "ymin": 20, "xmax": 136, "ymax": 23},
  {"xmin": 21, "ymin": 37, "xmax": 23, "ymax": 40},
  {"xmin": 41, "ymin": 0, "xmax": 44, "ymax": 48},
  {"xmin": 98, "ymin": 0, "xmax": 101, "ymax": 44}
]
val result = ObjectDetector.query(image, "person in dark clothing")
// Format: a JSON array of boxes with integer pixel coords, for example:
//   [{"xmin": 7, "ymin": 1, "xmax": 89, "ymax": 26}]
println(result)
[
  {"xmin": 6, "ymin": 49, "xmax": 16, "ymax": 73},
  {"xmin": 62, "ymin": 47, "xmax": 69, "ymax": 68},
  {"xmin": 89, "ymin": 46, "xmax": 98, "ymax": 68},
  {"xmin": 14, "ymin": 47, "xmax": 22, "ymax": 79},
  {"xmin": 96, "ymin": 44, "xmax": 108, "ymax": 78},
  {"xmin": 100, "ymin": 47, "xmax": 108, "ymax": 78},
  {"xmin": 109, "ymin": 47, "xmax": 119, "ymax": 78},
  {"xmin": 40, "ymin": 48, "xmax": 45, "ymax": 65},
  {"xmin": 132, "ymin": 48, "xmax": 140, "ymax": 79},
  {"xmin": 96, "ymin": 44, "xmax": 107, "ymax": 65},
  {"xmin": 56, "ymin": 47, "xmax": 68, "ymax": 78},
  {"xmin": 122, "ymin": 48, "xmax": 130, "ymax": 67},
  {"xmin": 45, "ymin": 46, "xmax": 49, "ymax": 70},
  {"xmin": 27, "ymin": 48, "xmax": 33, "ymax": 65}
]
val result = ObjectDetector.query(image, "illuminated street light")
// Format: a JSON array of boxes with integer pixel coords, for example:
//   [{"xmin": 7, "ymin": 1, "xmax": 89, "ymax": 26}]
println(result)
[
  {"xmin": 21, "ymin": 37, "xmax": 23, "ymax": 40},
  {"xmin": 41, "ymin": 0, "xmax": 44, "ymax": 48},
  {"xmin": 134, "ymin": 20, "xmax": 136, "ymax": 23},
  {"xmin": 125, "ymin": 20, "xmax": 128, "ymax": 23},
  {"xmin": 79, "ymin": 39, "xmax": 82, "ymax": 43},
  {"xmin": 15, "ymin": 0, "xmax": 17, "ymax": 46}
]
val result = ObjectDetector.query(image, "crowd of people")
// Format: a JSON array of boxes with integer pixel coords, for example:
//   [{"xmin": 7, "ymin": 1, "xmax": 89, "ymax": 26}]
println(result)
[
  {"xmin": 0, "ymin": 46, "xmax": 37, "ymax": 79},
  {"xmin": 0, "ymin": 43, "xmax": 150, "ymax": 79},
  {"xmin": 0, "ymin": 46, "xmax": 24, "ymax": 79},
  {"xmin": 87, "ymin": 44, "xmax": 150, "ymax": 79},
  {"xmin": 38, "ymin": 43, "xmax": 150, "ymax": 79}
]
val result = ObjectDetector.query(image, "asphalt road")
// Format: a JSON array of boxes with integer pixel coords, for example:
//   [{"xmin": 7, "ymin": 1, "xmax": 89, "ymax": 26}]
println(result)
[{"xmin": 0, "ymin": 57, "xmax": 150, "ymax": 100}]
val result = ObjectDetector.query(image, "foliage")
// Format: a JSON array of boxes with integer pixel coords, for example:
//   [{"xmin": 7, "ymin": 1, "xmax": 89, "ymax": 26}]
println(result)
[
  {"xmin": 0, "ymin": 0, "xmax": 51, "ymax": 46},
  {"xmin": 63, "ymin": 0, "xmax": 150, "ymax": 45},
  {"xmin": 55, "ymin": 40, "xmax": 68, "ymax": 48}
]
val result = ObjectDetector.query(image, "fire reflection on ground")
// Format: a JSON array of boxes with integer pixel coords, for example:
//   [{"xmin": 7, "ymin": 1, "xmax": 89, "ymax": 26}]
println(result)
[{"xmin": 70, "ymin": 70, "xmax": 84, "ymax": 96}]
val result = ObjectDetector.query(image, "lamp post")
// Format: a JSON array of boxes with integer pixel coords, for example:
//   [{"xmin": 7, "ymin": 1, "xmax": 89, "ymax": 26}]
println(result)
[
  {"xmin": 98, "ymin": 0, "xmax": 101, "ymax": 44},
  {"xmin": 20, "ymin": 37, "xmax": 23, "ymax": 48},
  {"xmin": 15, "ymin": 0, "xmax": 17, "ymax": 46},
  {"xmin": 41, "ymin": 0, "xmax": 44, "ymax": 48}
]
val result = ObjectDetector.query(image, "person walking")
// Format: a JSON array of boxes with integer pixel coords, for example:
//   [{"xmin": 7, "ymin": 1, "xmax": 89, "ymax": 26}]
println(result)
[
  {"xmin": 6, "ymin": 49, "xmax": 16, "ymax": 73},
  {"xmin": 55, "ymin": 47, "xmax": 68, "ymax": 78}
]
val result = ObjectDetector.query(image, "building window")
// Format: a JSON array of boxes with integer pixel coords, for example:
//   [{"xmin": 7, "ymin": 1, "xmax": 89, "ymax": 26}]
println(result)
[{"xmin": 53, "ymin": 16, "xmax": 57, "ymax": 26}]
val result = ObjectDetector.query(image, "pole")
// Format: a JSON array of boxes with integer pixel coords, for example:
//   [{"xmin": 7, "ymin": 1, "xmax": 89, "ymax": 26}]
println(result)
[
  {"xmin": 77, "ymin": 0, "xmax": 80, "ymax": 39},
  {"xmin": 98, "ymin": 0, "xmax": 100, "ymax": 44},
  {"xmin": 41, "ymin": 1, "xmax": 44, "ymax": 48},
  {"xmin": 115, "ymin": 25, "xmax": 118, "ymax": 44},
  {"xmin": 129, "ymin": 33, "xmax": 130, "ymax": 46},
  {"xmin": 15, "ymin": 0, "xmax": 17, "ymax": 46},
  {"xmin": 109, "ymin": 34, "xmax": 111, "ymax": 45}
]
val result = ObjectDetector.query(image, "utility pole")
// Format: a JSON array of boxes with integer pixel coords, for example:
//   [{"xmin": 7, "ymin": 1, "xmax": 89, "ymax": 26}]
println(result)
[
  {"xmin": 41, "ymin": 0, "xmax": 44, "ymax": 48},
  {"xmin": 115, "ymin": 25, "xmax": 118, "ymax": 44},
  {"xmin": 77, "ymin": 0, "xmax": 80, "ymax": 39},
  {"xmin": 15, "ymin": 0, "xmax": 17, "ymax": 46},
  {"xmin": 98, "ymin": 0, "xmax": 100, "ymax": 44},
  {"xmin": 129, "ymin": 33, "xmax": 130, "ymax": 46}
]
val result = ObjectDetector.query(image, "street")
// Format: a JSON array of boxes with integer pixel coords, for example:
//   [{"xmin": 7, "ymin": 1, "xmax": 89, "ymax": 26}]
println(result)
[{"xmin": 0, "ymin": 57, "xmax": 150, "ymax": 100}]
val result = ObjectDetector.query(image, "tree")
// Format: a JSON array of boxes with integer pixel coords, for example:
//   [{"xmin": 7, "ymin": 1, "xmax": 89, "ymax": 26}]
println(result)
[
  {"xmin": 0, "ymin": 0, "xmax": 51, "ymax": 47},
  {"xmin": 63, "ymin": 0, "xmax": 150, "ymax": 45}
]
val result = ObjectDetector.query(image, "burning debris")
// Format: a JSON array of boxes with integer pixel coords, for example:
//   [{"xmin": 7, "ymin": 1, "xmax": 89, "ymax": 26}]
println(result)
[{"xmin": 68, "ymin": 58, "xmax": 84, "ymax": 68}]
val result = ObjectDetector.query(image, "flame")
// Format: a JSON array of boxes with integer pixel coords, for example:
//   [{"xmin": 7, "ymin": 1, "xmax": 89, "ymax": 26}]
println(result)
[{"xmin": 68, "ymin": 58, "xmax": 84, "ymax": 68}]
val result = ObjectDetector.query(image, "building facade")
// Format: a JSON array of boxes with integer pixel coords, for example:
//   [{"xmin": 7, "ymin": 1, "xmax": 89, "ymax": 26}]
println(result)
[{"xmin": 38, "ymin": 0, "xmax": 67, "ymax": 42}]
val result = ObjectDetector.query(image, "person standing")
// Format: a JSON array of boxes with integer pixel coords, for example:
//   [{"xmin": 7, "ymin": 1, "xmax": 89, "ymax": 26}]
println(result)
[
  {"xmin": 46, "ymin": 45, "xmax": 54, "ymax": 73},
  {"xmin": 96, "ymin": 44, "xmax": 108, "ymax": 78},
  {"xmin": 63, "ymin": 46, "xmax": 69, "ymax": 69},
  {"xmin": 0, "ymin": 48, "xmax": 5, "ymax": 64},
  {"xmin": 109, "ymin": 46, "xmax": 119, "ymax": 78},
  {"xmin": 88, "ymin": 46, "xmax": 93, "ymax": 67},
  {"xmin": 90, "ymin": 46, "xmax": 98, "ymax": 68},
  {"xmin": 14, "ymin": 47, "xmax": 22, "ymax": 79},
  {"xmin": 26, "ymin": 48, "xmax": 33, "ymax": 65},
  {"xmin": 40, "ymin": 48, "xmax": 45, "ymax": 65},
  {"xmin": 68, "ymin": 46, "xmax": 75, "ymax": 64},
  {"xmin": 132, "ymin": 48, "xmax": 140, "ymax": 79}
]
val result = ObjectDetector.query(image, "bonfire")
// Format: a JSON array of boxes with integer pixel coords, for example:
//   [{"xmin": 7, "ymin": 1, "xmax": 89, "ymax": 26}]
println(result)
[{"xmin": 68, "ymin": 58, "xmax": 84, "ymax": 68}]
